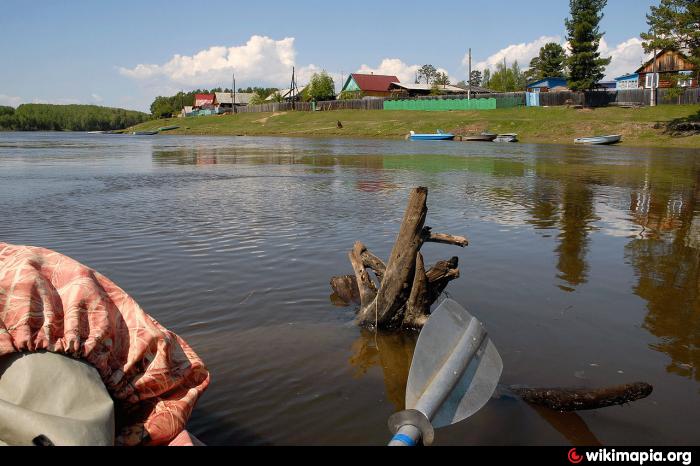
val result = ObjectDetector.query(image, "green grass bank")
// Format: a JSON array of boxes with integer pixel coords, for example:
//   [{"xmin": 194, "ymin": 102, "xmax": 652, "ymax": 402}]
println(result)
[{"xmin": 128, "ymin": 105, "xmax": 700, "ymax": 148}]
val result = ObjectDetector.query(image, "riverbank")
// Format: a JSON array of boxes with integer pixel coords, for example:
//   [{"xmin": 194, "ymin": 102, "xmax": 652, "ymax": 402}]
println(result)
[{"xmin": 127, "ymin": 105, "xmax": 700, "ymax": 148}]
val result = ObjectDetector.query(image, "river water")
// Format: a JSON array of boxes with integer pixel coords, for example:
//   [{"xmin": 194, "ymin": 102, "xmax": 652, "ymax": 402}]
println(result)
[{"xmin": 0, "ymin": 132, "xmax": 698, "ymax": 445}]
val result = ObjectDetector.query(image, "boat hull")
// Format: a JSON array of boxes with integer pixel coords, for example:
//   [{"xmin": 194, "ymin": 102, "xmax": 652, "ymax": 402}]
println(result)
[
  {"xmin": 494, "ymin": 134, "xmax": 518, "ymax": 143},
  {"xmin": 409, "ymin": 134, "xmax": 455, "ymax": 141},
  {"xmin": 463, "ymin": 135, "xmax": 497, "ymax": 142},
  {"xmin": 574, "ymin": 135, "xmax": 621, "ymax": 145}
]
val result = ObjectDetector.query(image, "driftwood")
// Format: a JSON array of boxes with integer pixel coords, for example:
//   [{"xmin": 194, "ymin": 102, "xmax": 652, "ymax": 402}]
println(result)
[
  {"xmin": 330, "ymin": 187, "xmax": 467, "ymax": 329},
  {"xmin": 511, "ymin": 382, "xmax": 654, "ymax": 411}
]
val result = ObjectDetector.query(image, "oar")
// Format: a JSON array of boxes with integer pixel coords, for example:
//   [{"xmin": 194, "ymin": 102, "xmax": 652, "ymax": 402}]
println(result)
[{"xmin": 387, "ymin": 299, "xmax": 503, "ymax": 446}]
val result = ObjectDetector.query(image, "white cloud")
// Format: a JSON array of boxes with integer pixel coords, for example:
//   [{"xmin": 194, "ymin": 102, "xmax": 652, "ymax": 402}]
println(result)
[
  {"xmin": 357, "ymin": 58, "xmax": 454, "ymax": 84},
  {"xmin": 473, "ymin": 36, "xmax": 561, "ymax": 72},
  {"xmin": 473, "ymin": 35, "xmax": 652, "ymax": 80},
  {"xmin": 91, "ymin": 93, "xmax": 104, "ymax": 103},
  {"xmin": 599, "ymin": 37, "xmax": 651, "ymax": 80},
  {"xmin": 119, "ymin": 35, "xmax": 314, "ymax": 88},
  {"xmin": 0, "ymin": 94, "xmax": 22, "ymax": 107}
]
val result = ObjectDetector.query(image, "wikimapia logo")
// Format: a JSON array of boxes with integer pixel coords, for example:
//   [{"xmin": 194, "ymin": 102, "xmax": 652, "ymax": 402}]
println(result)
[{"xmin": 567, "ymin": 448, "xmax": 693, "ymax": 465}]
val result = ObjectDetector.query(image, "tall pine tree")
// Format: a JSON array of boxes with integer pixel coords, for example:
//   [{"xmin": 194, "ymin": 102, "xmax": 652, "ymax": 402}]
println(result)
[
  {"xmin": 641, "ymin": 0, "xmax": 700, "ymax": 80},
  {"xmin": 526, "ymin": 42, "xmax": 568, "ymax": 82},
  {"xmin": 565, "ymin": 0, "xmax": 611, "ymax": 90}
]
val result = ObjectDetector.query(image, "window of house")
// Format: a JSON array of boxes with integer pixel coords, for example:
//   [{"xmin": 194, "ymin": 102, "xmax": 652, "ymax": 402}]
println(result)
[
  {"xmin": 678, "ymin": 71, "xmax": 693, "ymax": 87},
  {"xmin": 645, "ymin": 73, "xmax": 659, "ymax": 89}
]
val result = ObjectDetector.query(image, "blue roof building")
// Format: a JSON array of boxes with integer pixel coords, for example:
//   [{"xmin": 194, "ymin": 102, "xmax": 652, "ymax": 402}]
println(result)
[
  {"xmin": 614, "ymin": 73, "xmax": 639, "ymax": 90},
  {"xmin": 526, "ymin": 77, "xmax": 568, "ymax": 92}
]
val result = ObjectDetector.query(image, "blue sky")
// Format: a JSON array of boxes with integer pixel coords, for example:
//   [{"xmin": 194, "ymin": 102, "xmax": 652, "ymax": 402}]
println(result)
[{"xmin": 0, "ymin": 0, "xmax": 657, "ymax": 112}]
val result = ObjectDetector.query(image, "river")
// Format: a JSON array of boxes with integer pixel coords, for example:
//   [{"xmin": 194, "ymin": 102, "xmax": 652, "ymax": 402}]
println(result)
[{"xmin": 0, "ymin": 132, "xmax": 698, "ymax": 445}]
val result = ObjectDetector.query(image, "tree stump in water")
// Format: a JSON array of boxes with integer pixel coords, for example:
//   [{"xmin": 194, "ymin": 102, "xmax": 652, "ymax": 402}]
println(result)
[{"xmin": 330, "ymin": 187, "xmax": 468, "ymax": 329}]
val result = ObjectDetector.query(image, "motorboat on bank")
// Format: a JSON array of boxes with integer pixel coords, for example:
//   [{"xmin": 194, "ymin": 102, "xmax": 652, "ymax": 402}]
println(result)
[
  {"xmin": 574, "ymin": 135, "xmax": 621, "ymax": 145},
  {"xmin": 408, "ymin": 130, "xmax": 455, "ymax": 141},
  {"xmin": 494, "ymin": 133, "xmax": 519, "ymax": 143},
  {"xmin": 462, "ymin": 132, "xmax": 497, "ymax": 142}
]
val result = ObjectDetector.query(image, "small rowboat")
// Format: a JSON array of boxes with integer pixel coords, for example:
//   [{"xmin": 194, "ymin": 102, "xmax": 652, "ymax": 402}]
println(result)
[
  {"xmin": 132, "ymin": 131, "xmax": 159, "ymax": 136},
  {"xmin": 494, "ymin": 133, "xmax": 518, "ymax": 143},
  {"xmin": 158, "ymin": 125, "xmax": 180, "ymax": 132},
  {"xmin": 408, "ymin": 130, "xmax": 455, "ymax": 141},
  {"xmin": 574, "ymin": 135, "xmax": 621, "ymax": 145},
  {"xmin": 463, "ymin": 132, "xmax": 497, "ymax": 142}
]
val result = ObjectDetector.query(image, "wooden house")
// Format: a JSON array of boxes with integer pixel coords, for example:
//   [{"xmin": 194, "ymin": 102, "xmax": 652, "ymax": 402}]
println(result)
[
  {"xmin": 214, "ymin": 92, "xmax": 255, "ymax": 110},
  {"xmin": 636, "ymin": 49, "xmax": 697, "ymax": 89},
  {"xmin": 340, "ymin": 73, "xmax": 399, "ymax": 98}
]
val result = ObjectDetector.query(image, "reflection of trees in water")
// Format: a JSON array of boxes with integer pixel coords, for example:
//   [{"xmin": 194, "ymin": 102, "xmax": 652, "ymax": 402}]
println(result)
[
  {"xmin": 555, "ymin": 179, "xmax": 597, "ymax": 291},
  {"xmin": 625, "ymin": 173, "xmax": 700, "ymax": 382}
]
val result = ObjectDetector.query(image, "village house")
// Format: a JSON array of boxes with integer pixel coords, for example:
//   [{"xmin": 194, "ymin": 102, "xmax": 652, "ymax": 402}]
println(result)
[
  {"xmin": 615, "ymin": 73, "xmax": 640, "ymax": 90},
  {"xmin": 636, "ymin": 49, "xmax": 697, "ymax": 89},
  {"xmin": 194, "ymin": 93, "xmax": 215, "ymax": 109},
  {"xmin": 340, "ymin": 73, "xmax": 400, "ymax": 98},
  {"xmin": 214, "ymin": 92, "xmax": 255, "ymax": 111},
  {"xmin": 388, "ymin": 82, "xmax": 468, "ymax": 97},
  {"xmin": 525, "ymin": 77, "xmax": 568, "ymax": 93},
  {"xmin": 265, "ymin": 86, "xmax": 308, "ymax": 102}
]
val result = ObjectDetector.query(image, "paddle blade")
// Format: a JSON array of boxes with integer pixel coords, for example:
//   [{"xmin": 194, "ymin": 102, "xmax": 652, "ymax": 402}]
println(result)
[{"xmin": 406, "ymin": 299, "xmax": 503, "ymax": 429}]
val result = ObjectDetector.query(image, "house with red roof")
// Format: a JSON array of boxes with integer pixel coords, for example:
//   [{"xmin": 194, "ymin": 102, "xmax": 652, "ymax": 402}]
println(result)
[
  {"xmin": 340, "ymin": 73, "xmax": 400, "ymax": 98},
  {"xmin": 194, "ymin": 93, "xmax": 215, "ymax": 109}
]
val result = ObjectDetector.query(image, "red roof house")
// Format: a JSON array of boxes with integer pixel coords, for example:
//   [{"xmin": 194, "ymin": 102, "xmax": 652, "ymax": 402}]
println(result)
[
  {"xmin": 194, "ymin": 94, "xmax": 215, "ymax": 108},
  {"xmin": 341, "ymin": 73, "xmax": 400, "ymax": 97}
]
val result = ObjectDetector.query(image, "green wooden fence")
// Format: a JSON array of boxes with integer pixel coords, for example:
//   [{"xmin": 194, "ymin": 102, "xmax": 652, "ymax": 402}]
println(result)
[{"xmin": 384, "ymin": 98, "xmax": 497, "ymax": 111}]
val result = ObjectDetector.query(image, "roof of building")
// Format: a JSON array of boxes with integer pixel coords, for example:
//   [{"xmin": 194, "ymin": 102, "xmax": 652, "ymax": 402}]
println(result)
[
  {"xmin": 214, "ymin": 92, "xmax": 256, "ymax": 105},
  {"xmin": 526, "ymin": 77, "xmax": 568, "ymax": 88},
  {"xmin": 635, "ymin": 49, "xmax": 695, "ymax": 74},
  {"xmin": 265, "ymin": 86, "xmax": 307, "ymax": 101},
  {"xmin": 349, "ymin": 73, "xmax": 400, "ymax": 92},
  {"xmin": 194, "ymin": 94, "xmax": 215, "ymax": 107},
  {"xmin": 452, "ymin": 83, "xmax": 496, "ymax": 94},
  {"xmin": 389, "ymin": 82, "xmax": 466, "ymax": 93},
  {"xmin": 615, "ymin": 73, "xmax": 639, "ymax": 81}
]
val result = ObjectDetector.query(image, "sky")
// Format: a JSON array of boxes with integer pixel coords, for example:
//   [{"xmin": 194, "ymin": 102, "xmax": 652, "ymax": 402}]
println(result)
[{"xmin": 0, "ymin": 0, "xmax": 658, "ymax": 112}]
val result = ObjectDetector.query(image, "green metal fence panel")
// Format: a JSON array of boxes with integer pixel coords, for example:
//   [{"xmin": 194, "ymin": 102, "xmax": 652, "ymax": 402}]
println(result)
[{"xmin": 383, "ymin": 98, "xmax": 498, "ymax": 111}]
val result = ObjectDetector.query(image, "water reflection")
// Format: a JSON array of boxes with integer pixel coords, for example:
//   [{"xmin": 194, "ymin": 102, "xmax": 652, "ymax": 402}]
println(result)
[
  {"xmin": 625, "ymin": 172, "xmax": 700, "ymax": 382},
  {"xmin": 350, "ymin": 328, "xmax": 603, "ymax": 445},
  {"xmin": 349, "ymin": 329, "xmax": 417, "ymax": 411}
]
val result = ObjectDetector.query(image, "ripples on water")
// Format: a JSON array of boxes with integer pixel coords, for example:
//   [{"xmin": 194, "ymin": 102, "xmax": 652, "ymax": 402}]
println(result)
[{"xmin": 0, "ymin": 132, "xmax": 698, "ymax": 445}]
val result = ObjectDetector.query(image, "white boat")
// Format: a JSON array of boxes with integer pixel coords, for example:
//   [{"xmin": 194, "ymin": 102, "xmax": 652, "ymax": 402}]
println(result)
[
  {"xmin": 574, "ymin": 135, "xmax": 621, "ymax": 145},
  {"xmin": 494, "ymin": 133, "xmax": 518, "ymax": 143}
]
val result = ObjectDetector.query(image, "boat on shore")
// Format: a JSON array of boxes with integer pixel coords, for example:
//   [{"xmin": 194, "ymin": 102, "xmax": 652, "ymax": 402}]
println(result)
[
  {"xmin": 574, "ymin": 135, "xmax": 621, "ymax": 145},
  {"xmin": 132, "ymin": 130, "xmax": 159, "ymax": 136},
  {"xmin": 158, "ymin": 125, "xmax": 180, "ymax": 132},
  {"xmin": 408, "ymin": 130, "xmax": 455, "ymax": 141},
  {"xmin": 494, "ymin": 133, "xmax": 518, "ymax": 143},
  {"xmin": 462, "ymin": 132, "xmax": 497, "ymax": 142}
]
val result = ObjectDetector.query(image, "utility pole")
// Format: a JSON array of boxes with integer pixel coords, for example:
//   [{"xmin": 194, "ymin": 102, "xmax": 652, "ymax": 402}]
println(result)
[
  {"xmin": 650, "ymin": 28, "xmax": 657, "ymax": 107},
  {"xmin": 468, "ymin": 48, "xmax": 472, "ymax": 100},
  {"xmin": 232, "ymin": 73, "xmax": 237, "ymax": 114}
]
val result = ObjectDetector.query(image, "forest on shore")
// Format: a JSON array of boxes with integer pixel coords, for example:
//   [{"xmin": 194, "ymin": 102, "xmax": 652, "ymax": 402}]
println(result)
[{"xmin": 0, "ymin": 104, "xmax": 149, "ymax": 131}]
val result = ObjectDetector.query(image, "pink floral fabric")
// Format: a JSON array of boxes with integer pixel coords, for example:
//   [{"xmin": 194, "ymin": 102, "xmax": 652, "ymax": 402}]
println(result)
[{"xmin": 0, "ymin": 242, "xmax": 210, "ymax": 445}]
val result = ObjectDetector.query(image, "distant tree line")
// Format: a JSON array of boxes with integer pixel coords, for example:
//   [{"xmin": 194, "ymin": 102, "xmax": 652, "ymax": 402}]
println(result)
[{"xmin": 0, "ymin": 104, "xmax": 149, "ymax": 131}]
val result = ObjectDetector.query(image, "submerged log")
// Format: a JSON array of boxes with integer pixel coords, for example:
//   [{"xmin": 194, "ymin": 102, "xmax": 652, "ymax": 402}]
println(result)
[
  {"xmin": 511, "ymin": 382, "xmax": 654, "ymax": 411},
  {"xmin": 333, "ymin": 187, "xmax": 466, "ymax": 330}
]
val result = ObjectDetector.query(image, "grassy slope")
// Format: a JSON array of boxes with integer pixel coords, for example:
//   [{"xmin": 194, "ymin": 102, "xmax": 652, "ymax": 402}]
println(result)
[{"xmin": 129, "ymin": 105, "xmax": 700, "ymax": 148}]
